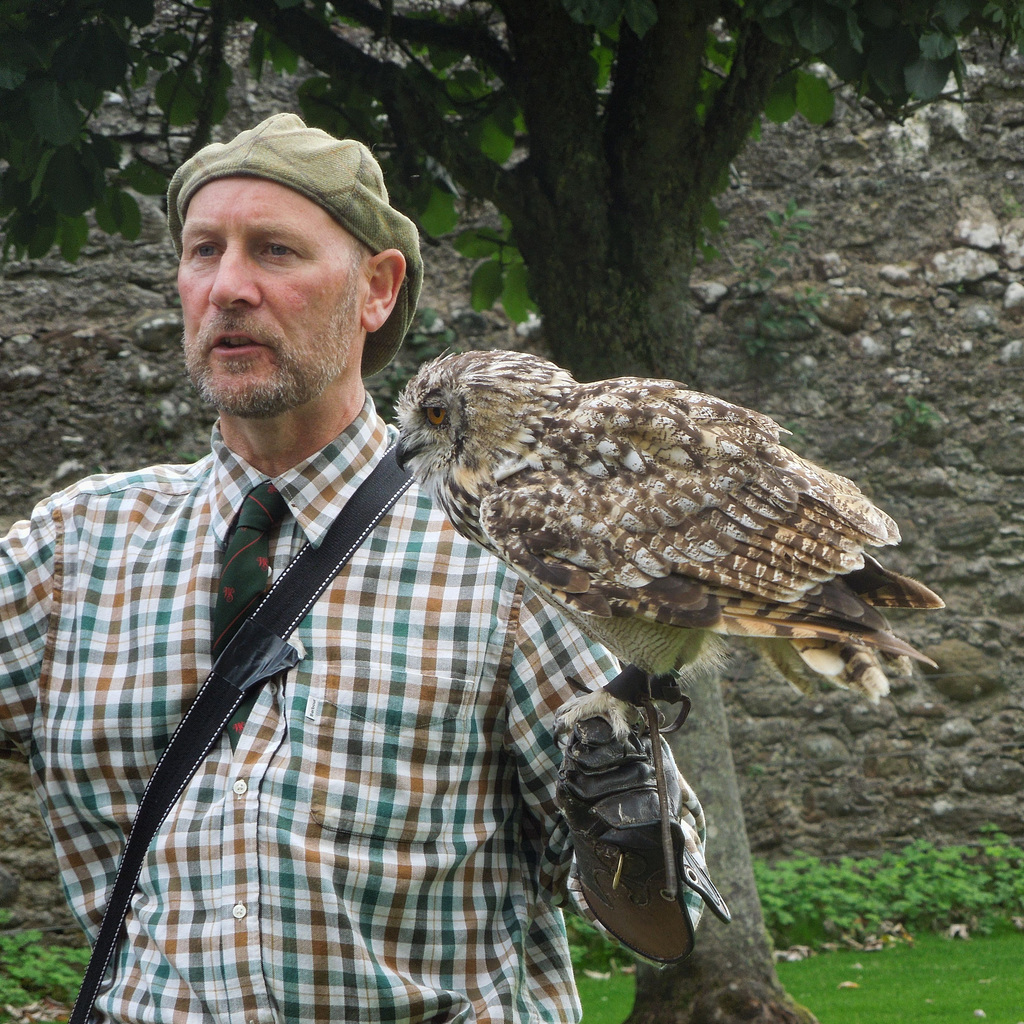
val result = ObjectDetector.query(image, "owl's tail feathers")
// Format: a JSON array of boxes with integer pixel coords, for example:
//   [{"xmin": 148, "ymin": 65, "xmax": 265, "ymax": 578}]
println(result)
[
  {"xmin": 749, "ymin": 634, "xmax": 928, "ymax": 703},
  {"xmin": 722, "ymin": 554, "xmax": 942, "ymax": 701},
  {"xmin": 843, "ymin": 554, "xmax": 945, "ymax": 610}
]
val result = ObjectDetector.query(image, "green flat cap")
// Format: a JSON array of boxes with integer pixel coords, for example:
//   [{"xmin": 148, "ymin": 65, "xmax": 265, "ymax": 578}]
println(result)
[{"xmin": 167, "ymin": 112, "xmax": 422, "ymax": 378}]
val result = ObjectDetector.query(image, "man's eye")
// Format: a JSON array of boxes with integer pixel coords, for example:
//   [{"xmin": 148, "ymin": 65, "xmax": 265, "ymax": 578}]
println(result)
[
  {"xmin": 195, "ymin": 244, "xmax": 218, "ymax": 258},
  {"xmin": 267, "ymin": 243, "xmax": 291, "ymax": 257}
]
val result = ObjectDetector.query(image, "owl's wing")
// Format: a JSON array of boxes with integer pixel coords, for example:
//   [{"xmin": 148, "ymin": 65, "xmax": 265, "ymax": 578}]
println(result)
[{"xmin": 476, "ymin": 384, "xmax": 939, "ymax": 653}]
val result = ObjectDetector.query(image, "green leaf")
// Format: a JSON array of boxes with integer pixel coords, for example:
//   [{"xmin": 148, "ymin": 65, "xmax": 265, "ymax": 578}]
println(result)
[
  {"xmin": 562, "ymin": 0, "xmax": 625, "ymax": 32},
  {"xmin": 473, "ymin": 115, "xmax": 515, "ymax": 165},
  {"xmin": 866, "ymin": 30, "xmax": 918, "ymax": 99},
  {"xmin": 791, "ymin": 2, "xmax": 838, "ymax": 53},
  {"xmin": 113, "ymin": 190, "xmax": 141, "ymax": 240},
  {"xmin": 936, "ymin": 0, "xmax": 972, "ymax": 30},
  {"xmin": 905, "ymin": 57, "xmax": 952, "ymax": 100},
  {"xmin": 919, "ymin": 31, "xmax": 957, "ymax": 60},
  {"xmin": 267, "ymin": 35, "xmax": 299, "ymax": 73},
  {"xmin": 764, "ymin": 71, "xmax": 797, "ymax": 122},
  {"xmin": 501, "ymin": 261, "xmax": 535, "ymax": 322},
  {"xmin": 861, "ymin": 0, "xmax": 896, "ymax": 28},
  {"xmin": 419, "ymin": 187, "xmax": 458, "ymax": 237},
  {"xmin": 758, "ymin": 0, "xmax": 795, "ymax": 17},
  {"xmin": 590, "ymin": 41, "xmax": 615, "ymax": 89},
  {"xmin": 57, "ymin": 215, "xmax": 89, "ymax": 261},
  {"xmin": 453, "ymin": 228, "xmax": 501, "ymax": 259},
  {"xmin": 795, "ymin": 70, "xmax": 834, "ymax": 124},
  {"xmin": 154, "ymin": 68, "xmax": 201, "ymax": 127},
  {"xmin": 121, "ymin": 160, "xmax": 168, "ymax": 196},
  {"xmin": 0, "ymin": 62, "xmax": 27, "ymax": 90},
  {"xmin": 623, "ymin": 0, "xmax": 657, "ymax": 38},
  {"xmin": 27, "ymin": 80, "xmax": 82, "ymax": 147},
  {"xmin": 470, "ymin": 259, "xmax": 502, "ymax": 312},
  {"xmin": 44, "ymin": 146, "xmax": 98, "ymax": 218},
  {"xmin": 95, "ymin": 188, "xmax": 141, "ymax": 239},
  {"xmin": 27, "ymin": 209, "xmax": 58, "ymax": 258},
  {"xmin": 57, "ymin": 21, "xmax": 130, "ymax": 93}
]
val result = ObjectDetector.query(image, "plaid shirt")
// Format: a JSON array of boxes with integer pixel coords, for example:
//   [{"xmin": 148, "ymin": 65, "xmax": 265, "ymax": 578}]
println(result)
[{"xmin": 1, "ymin": 398, "xmax": 705, "ymax": 1024}]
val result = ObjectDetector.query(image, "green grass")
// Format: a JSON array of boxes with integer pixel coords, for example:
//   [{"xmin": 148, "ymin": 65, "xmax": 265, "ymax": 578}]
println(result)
[
  {"xmin": 577, "ymin": 930, "xmax": 1024, "ymax": 1024},
  {"xmin": 777, "ymin": 928, "xmax": 1024, "ymax": 1024},
  {"xmin": 576, "ymin": 969, "xmax": 635, "ymax": 1023}
]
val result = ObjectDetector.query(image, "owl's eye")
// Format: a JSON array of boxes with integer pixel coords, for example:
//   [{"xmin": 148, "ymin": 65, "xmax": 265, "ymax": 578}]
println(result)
[{"xmin": 425, "ymin": 406, "xmax": 448, "ymax": 426}]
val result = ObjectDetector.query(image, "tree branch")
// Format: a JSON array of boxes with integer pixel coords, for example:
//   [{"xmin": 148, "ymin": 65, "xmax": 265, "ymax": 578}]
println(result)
[
  {"xmin": 329, "ymin": 0, "xmax": 514, "ymax": 83},
  {"xmin": 184, "ymin": 0, "xmax": 228, "ymax": 159},
  {"xmin": 243, "ymin": 0, "xmax": 512, "ymax": 204},
  {"xmin": 695, "ymin": 19, "xmax": 786, "ymax": 200}
]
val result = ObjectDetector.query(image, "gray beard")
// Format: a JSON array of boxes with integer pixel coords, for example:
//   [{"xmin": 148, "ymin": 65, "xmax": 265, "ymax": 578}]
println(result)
[{"xmin": 183, "ymin": 304, "xmax": 357, "ymax": 420}]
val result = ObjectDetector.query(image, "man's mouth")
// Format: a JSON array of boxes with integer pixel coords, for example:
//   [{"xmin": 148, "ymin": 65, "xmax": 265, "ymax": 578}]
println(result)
[{"xmin": 213, "ymin": 333, "xmax": 262, "ymax": 351}]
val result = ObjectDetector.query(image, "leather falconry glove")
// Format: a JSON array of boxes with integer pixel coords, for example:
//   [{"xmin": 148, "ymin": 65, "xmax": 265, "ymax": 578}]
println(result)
[{"xmin": 556, "ymin": 708, "xmax": 731, "ymax": 964}]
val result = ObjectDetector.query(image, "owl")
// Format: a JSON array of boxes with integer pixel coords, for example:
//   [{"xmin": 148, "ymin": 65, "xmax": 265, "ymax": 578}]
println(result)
[{"xmin": 395, "ymin": 350, "xmax": 943, "ymax": 735}]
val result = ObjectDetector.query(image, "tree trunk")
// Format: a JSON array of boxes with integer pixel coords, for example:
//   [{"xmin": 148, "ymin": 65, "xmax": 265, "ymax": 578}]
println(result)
[{"xmin": 627, "ymin": 671, "xmax": 817, "ymax": 1024}]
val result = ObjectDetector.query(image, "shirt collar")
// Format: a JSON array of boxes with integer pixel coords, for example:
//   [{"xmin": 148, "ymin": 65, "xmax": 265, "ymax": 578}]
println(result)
[{"xmin": 209, "ymin": 394, "xmax": 393, "ymax": 549}]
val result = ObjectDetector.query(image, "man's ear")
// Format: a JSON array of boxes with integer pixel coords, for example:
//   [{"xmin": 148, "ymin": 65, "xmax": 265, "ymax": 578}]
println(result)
[{"xmin": 360, "ymin": 249, "xmax": 406, "ymax": 334}]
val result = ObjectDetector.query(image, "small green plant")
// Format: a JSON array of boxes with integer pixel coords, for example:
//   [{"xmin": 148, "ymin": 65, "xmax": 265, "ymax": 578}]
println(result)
[
  {"xmin": 734, "ymin": 200, "xmax": 821, "ymax": 365},
  {"xmin": 0, "ymin": 911, "xmax": 89, "ymax": 1017},
  {"xmin": 889, "ymin": 395, "xmax": 943, "ymax": 446},
  {"xmin": 754, "ymin": 830, "xmax": 1024, "ymax": 950}
]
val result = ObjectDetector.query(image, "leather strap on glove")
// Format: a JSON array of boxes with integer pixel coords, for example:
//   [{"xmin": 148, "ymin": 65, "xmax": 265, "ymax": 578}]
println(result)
[{"xmin": 556, "ymin": 713, "xmax": 730, "ymax": 964}]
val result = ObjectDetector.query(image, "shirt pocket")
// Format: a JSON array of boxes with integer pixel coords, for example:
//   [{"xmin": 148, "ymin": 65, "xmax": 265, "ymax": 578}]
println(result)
[{"xmin": 306, "ymin": 682, "xmax": 477, "ymax": 845}]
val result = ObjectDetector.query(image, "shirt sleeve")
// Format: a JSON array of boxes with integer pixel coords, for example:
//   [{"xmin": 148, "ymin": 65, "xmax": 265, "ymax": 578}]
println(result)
[
  {"xmin": 501, "ymin": 584, "xmax": 709, "ymax": 936},
  {"xmin": 0, "ymin": 505, "xmax": 58, "ymax": 759}
]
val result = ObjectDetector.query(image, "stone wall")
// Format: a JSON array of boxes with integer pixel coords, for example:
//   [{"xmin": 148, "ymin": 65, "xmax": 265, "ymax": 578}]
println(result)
[
  {"xmin": 1, "ymin": 37, "xmax": 1022, "ymax": 935},
  {"xmin": 693, "ymin": 39, "xmax": 1024, "ymax": 861}
]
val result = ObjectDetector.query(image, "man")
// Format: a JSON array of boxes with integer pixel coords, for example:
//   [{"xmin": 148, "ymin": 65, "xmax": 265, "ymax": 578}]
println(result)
[{"xmin": 0, "ymin": 113, "xmax": 714, "ymax": 1023}]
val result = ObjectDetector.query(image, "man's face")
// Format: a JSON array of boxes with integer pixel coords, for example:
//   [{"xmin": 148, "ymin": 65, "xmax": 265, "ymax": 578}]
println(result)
[{"xmin": 177, "ymin": 177, "xmax": 369, "ymax": 419}]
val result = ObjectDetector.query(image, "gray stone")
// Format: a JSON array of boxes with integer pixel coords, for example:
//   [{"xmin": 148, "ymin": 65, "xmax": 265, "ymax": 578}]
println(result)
[
  {"xmin": 953, "ymin": 197, "xmax": 1001, "ymax": 250},
  {"xmin": 690, "ymin": 281, "xmax": 729, "ymax": 309},
  {"xmin": 908, "ymin": 466, "xmax": 956, "ymax": 497},
  {"xmin": 921, "ymin": 639, "xmax": 1004, "ymax": 702},
  {"xmin": 0, "ymin": 864, "xmax": 19, "ymax": 907},
  {"xmin": 924, "ymin": 248, "xmax": 1000, "ymax": 286},
  {"xmin": 817, "ymin": 289, "xmax": 869, "ymax": 334},
  {"xmin": 800, "ymin": 733, "xmax": 850, "ymax": 768},
  {"xmin": 999, "ymin": 339, "xmax": 1024, "ymax": 364},
  {"xmin": 848, "ymin": 333, "xmax": 889, "ymax": 359},
  {"xmin": 993, "ymin": 579, "xmax": 1024, "ymax": 614},
  {"xmin": 933, "ymin": 507, "xmax": 1001, "ymax": 550},
  {"xmin": 934, "ymin": 716, "xmax": 978, "ymax": 746},
  {"xmin": 979, "ymin": 425, "xmax": 1024, "ymax": 475},
  {"xmin": 1001, "ymin": 217, "xmax": 1024, "ymax": 269},
  {"xmin": 1004, "ymin": 282, "xmax": 1024, "ymax": 309},
  {"xmin": 841, "ymin": 700, "xmax": 896, "ymax": 735},
  {"xmin": 961, "ymin": 758, "xmax": 1024, "ymax": 795},
  {"xmin": 961, "ymin": 304, "xmax": 999, "ymax": 330},
  {"xmin": 813, "ymin": 252, "xmax": 847, "ymax": 280},
  {"xmin": 878, "ymin": 263, "xmax": 918, "ymax": 286},
  {"xmin": 132, "ymin": 310, "xmax": 183, "ymax": 353}
]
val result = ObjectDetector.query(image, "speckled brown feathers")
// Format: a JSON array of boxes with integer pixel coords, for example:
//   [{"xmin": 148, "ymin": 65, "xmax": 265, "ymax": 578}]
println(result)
[{"xmin": 396, "ymin": 350, "xmax": 943, "ymax": 703}]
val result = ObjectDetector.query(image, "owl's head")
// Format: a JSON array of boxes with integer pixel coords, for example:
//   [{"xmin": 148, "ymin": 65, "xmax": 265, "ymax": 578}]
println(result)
[{"xmin": 395, "ymin": 349, "xmax": 574, "ymax": 523}]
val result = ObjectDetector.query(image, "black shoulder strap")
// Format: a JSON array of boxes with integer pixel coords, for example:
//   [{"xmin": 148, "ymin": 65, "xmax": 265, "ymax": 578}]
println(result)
[{"xmin": 69, "ymin": 447, "xmax": 412, "ymax": 1024}]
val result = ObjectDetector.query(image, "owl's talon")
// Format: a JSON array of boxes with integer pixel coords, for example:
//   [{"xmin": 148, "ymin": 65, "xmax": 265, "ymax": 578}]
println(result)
[{"xmin": 553, "ymin": 690, "xmax": 639, "ymax": 742}]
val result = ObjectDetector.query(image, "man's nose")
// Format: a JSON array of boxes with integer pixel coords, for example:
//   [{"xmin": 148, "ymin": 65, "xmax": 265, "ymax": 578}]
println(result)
[{"xmin": 209, "ymin": 249, "xmax": 261, "ymax": 309}]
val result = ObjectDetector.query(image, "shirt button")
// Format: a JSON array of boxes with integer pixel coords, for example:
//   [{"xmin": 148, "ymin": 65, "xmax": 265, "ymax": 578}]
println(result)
[
  {"xmin": 232, "ymin": 903, "xmax": 247, "ymax": 919},
  {"xmin": 232, "ymin": 779, "xmax": 248, "ymax": 795}
]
